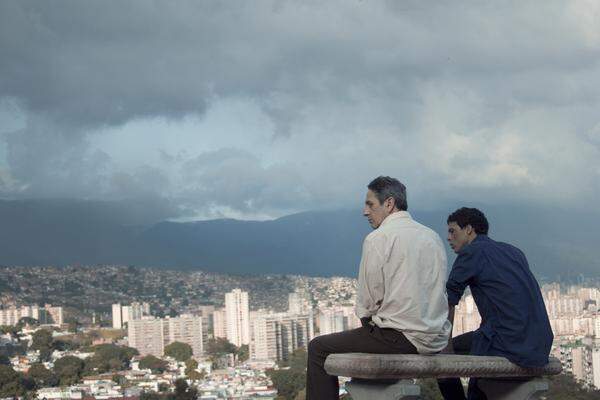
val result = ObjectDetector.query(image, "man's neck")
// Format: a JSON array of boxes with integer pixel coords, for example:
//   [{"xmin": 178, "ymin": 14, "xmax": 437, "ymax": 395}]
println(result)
[{"xmin": 467, "ymin": 233, "xmax": 478, "ymax": 245}]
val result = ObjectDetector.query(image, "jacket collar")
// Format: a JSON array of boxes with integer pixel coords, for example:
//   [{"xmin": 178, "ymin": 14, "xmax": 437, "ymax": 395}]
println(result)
[{"xmin": 379, "ymin": 210, "xmax": 412, "ymax": 228}]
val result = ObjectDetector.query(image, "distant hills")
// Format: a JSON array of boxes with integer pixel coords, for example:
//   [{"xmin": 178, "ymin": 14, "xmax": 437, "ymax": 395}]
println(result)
[{"xmin": 0, "ymin": 198, "xmax": 598, "ymax": 280}]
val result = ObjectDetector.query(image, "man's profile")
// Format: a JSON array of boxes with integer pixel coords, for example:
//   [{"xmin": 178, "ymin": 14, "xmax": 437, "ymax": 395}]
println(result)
[
  {"xmin": 438, "ymin": 207, "xmax": 553, "ymax": 400},
  {"xmin": 306, "ymin": 176, "xmax": 451, "ymax": 399}
]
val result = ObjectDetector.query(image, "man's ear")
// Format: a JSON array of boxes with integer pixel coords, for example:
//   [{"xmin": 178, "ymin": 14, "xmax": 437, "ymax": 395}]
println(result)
[
  {"xmin": 465, "ymin": 224, "xmax": 475, "ymax": 236},
  {"xmin": 385, "ymin": 197, "xmax": 396, "ymax": 211}
]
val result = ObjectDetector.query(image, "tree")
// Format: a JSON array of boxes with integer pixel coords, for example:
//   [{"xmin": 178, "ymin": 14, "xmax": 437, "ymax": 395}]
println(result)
[
  {"xmin": 546, "ymin": 373, "xmax": 600, "ymax": 399},
  {"xmin": 139, "ymin": 355, "xmax": 168, "ymax": 374},
  {"xmin": 112, "ymin": 374, "xmax": 127, "ymax": 385},
  {"xmin": 266, "ymin": 349, "xmax": 308, "ymax": 400},
  {"xmin": 158, "ymin": 382, "xmax": 170, "ymax": 392},
  {"xmin": 237, "ymin": 345, "xmax": 249, "ymax": 363},
  {"xmin": 280, "ymin": 349, "xmax": 307, "ymax": 370},
  {"xmin": 267, "ymin": 368, "xmax": 306, "ymax": 400},
  {"xmin": 205, "ymin": 338, "xmax": 237, "ymax": 358},
  {"xmin": 168, "ymin": 378, "xmax": 197, "ymax": 400},
  {"xmin": 38, "ymin": 347, "xmax": 53, "ymax": 362},
  {"xmin": 164, "ymin": 342, "xmax": 193, "ymax": 362},
  {"xmin": 0, "ymin": 326, "xmax": 19, "ymax": 337},
  {"xmin": 17, "ymin": 317, "xmax": 38, "ymax": 329},
  {"xmin": 27, "ymin": 363, "xmax": 58, "ymax": 388},
  {"xmin": 184, "ymin": 359, "xmax": 205, "ymax": 381},
  {"xmin": 67, "ymin": 320, "xmax": 80, "ymax": 334},
  {"xmin": 140, "ymin": 391, "xmax": 165, "ymax": 400},
  {"xmin": 85, "ymin": 344, "xmax": 139, "ymax": 373},
  {"xmin": 30, "ymin": 329, "xmax": 54, "ymax": 351},
  {"xmin": 53, "ymin": 356, "xmax": 85, "ymax": 386},
  {"xmin": 0, "ymin": 365, "xmax": 27, "ymax": 398}
]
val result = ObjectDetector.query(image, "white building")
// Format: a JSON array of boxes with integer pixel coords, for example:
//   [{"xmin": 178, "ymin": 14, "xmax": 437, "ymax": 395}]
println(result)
[
  {"xmin": 452, "ymin": 295, "xmax": 482, "ymax": 336},
  {"xmin": 213, "ymin": 308, "xmax": 227, "ymax": 339},
  {"xmin": 250, "ymin": 311, "xmax": 313, "ymax": 361},
  {"xmin": 112, "ymin": 302, "xmax": 150, "ymax": 329},
  {"xmin": 0, "ymin": 304, "xmax": 63, "ymax": 326},
  {"xmin": 128, "ymin": 315, "xmax": 203, "ymax": 357},
  {"xmin": 225, "ymin": 289, "xmax": 250, "ymax": 347},
  {"xmin": 128, "ymin": 318, "xmax": 164, "ymax": 356},
  {"xmin": 317, "ymin": 306, "xmax": 359, "ymax": 336},
  {"xmin": 164, "ymin": 314, "xmax": 203, "ymax": 357},
  {"xmin": 592, "ymin": 346, "xmax": 600, "ymax": 389}
]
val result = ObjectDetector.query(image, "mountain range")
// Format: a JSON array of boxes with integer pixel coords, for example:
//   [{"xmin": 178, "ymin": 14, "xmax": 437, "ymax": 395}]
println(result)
[{"xmin": 0, "ymin": 199, "xmax": 598, "ymax": 281}]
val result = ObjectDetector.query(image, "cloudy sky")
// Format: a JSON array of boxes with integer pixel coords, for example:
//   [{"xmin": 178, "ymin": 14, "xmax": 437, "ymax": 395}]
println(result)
[{"xmin": 1, "ymin": 1, "xmax": 599, "ymax": 221}]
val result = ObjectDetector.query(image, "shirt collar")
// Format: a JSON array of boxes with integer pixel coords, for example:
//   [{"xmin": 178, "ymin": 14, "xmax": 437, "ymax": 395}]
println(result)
[
  {"xmin": 379, "ymin": 210, "xmax": 412, "ymax": 228},
  {"xmin": 472, "ymin": 234, "xmax": 489, "ymax": 243},
  {"xmin": 461, "ymin": 234, "xmax": 489, "ymax": 253}
]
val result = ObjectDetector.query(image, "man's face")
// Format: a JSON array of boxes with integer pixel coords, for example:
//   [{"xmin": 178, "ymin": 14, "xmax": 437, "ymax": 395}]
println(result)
[
  {"xmin": 363, "ymin": 190, "xmax": 391, "ymax": 229},
  {"xmin": 447, "ymin": 222, "xmax": 472, "ymax": 253}
]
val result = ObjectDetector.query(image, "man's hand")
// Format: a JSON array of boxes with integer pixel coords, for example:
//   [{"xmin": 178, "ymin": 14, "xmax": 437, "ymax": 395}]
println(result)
[{"xmin": 441, "ymin": 304, "xmax": 456, "ymax": 354}]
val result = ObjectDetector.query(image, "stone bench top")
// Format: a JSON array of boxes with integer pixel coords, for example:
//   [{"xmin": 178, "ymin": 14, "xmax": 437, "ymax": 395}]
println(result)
[{"xmin": 324, "ymin": 353, "xmax": 562, "ymax": 380}]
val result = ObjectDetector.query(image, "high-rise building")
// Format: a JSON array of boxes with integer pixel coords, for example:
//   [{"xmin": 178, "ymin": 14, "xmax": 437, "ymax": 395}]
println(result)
[
  {"xmin": 42, "ymin": 304, "xmax": 64, "ymax": 326},
  {"xmin": 0, "ymin": 304, "xmax": 63, "ymax": 327},
  {"xmin": 317, "ymin": 305, "xmax": 359, "ymax": 336},
  {"xmin": 112, "ymin": 302, "xmax": 150, "ymax": 329},
  {"xmin": 288, "ymin": 289, "xmax": 313, "ymax": 315},
  {"xmin": 128, "ymin": 315, "xmax": 203, "ymax": 357},
  {"xmin": 318, "ymin": 308, "xmax": 345, "ymax": 335},
  {"xmin": 250, "ymin": 311, "xmax": 313, "ymax": 361},
  {"xmin": 0, "ymin": 305, "xmax": 38, "ymax": 326},
  {"xmin": 164, "ymin": 315, "xmax": 203, "ymax": 357},
  {"xmin": 225, "ymin": 289, "xmax": 250, "ymax": 347},
  {"xmin": 128, "ymin": 318, "xmax": 164, "ymax": 357},
  {"xmin": 592, "ymin": 346, "xmax": 600, "ymax": 389},
  {"xmin": 452, "ymin": 295, "xmax": 481, "ymax": 336},
  {"xmin": 197, "ymin": 305, "xmax": 215, "ymax": 349},
  {"xmin": 112, "ymin": 304, "xmax": 122, "ymax": 330},
  {"xmin": 213, "ymin": 308, "xmax": 227, "ymax": 339}
]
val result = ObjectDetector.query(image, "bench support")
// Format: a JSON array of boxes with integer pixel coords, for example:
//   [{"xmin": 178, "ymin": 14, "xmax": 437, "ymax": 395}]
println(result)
[
  {"xmin": 346, "ymin": 379, "xmax": 420, "ymax": 400},
  {"xmin": 344, "ymin": 377, "xmax": 549, "ymax": 400},
  {"xmin": 478, "ymin": 377, "xmax": 549, "ymax": 400}
]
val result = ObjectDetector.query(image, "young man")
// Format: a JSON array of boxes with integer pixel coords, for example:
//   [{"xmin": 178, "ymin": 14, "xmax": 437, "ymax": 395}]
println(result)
[
  {"xmin": 306, "ymin": 176, "xmax": 451, "ymax": 399},
  {"xmin": 438, "ymin": 207, "xmax": 553, "ymax": 400}
]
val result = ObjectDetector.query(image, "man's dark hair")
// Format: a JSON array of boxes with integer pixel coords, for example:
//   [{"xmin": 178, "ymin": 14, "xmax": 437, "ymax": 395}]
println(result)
[
  {"xmin": 447, "ymin": 207, "xmax": 489, "ymax": 235},
  {"xmin": 367, "ymin": 176, "xmax": 407, "ymax": 211}
]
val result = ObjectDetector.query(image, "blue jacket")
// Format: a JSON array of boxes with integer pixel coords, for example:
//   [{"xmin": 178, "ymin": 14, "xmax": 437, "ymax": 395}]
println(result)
[{"xmin": 446, "ymin": 235, "xmax": 553, "ymax": 367}]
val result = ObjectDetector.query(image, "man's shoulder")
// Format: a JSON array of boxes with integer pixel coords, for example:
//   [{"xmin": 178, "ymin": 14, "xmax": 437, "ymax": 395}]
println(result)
[
  {"xmin": 373, "ymin": 216, "xmax": 443, "ymax": 247},
  {"xmin": 461, "ymin": 236, "xmax": 526, "ymax": 260},
  {"xmin": 474, "ymin": 236, "xmax": 523, "ymax": 253}
]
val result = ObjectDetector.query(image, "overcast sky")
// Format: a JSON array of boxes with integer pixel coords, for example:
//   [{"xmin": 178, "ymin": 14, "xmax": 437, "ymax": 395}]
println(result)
[{"xmin": 1, "ymin": 1, "xmax": 599, "ymax": 221}]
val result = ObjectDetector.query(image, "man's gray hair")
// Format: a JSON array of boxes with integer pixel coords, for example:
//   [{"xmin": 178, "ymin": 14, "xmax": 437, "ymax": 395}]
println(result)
[{"xmin": 367, "ymin": 176, "xmax": 407, "ymax": 211}]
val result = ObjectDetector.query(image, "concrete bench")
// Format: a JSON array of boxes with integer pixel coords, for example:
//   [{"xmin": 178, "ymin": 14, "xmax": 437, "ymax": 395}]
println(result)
[{"xmin": 324, "ymin": 353, "xmax": 562, "ymax": 400}]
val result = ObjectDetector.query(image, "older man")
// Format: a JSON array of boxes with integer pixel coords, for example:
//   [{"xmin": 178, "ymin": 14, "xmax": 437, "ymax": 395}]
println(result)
[{"xmin": 306, "ymin": 176, "xmax": 451, "ymax": 399}]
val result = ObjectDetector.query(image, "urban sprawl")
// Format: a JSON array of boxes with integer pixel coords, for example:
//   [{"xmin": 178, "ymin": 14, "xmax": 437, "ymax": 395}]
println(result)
[{"xmin": 0, "ymin": 265, "xmax": 599, "ymax": 399}]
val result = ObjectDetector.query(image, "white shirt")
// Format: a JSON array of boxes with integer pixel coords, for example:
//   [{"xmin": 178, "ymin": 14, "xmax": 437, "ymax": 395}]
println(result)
[{"xmin": 355, "ymin": 211, "xmax": 452, "ymax": 353}]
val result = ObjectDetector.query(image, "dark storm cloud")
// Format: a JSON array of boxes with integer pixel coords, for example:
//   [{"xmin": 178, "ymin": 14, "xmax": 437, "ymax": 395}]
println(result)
[{"xmin": 0, "ymin": 1, "xmax": 599, "ymax": 218}]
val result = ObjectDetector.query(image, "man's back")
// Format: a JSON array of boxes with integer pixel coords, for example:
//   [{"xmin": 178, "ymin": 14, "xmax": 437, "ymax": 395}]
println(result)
[
  {"xmin": 357, "ymin": 211, "xmax": 451, "ymax": 353},
  {"xmin": 447, "ymin": 235, "xmax": 553, "ymax": 367}
]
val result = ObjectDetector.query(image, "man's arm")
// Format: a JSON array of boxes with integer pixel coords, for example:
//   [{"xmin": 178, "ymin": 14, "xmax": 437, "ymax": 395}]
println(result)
[
  {"xmin": 444, "ymin": 249, "xmax": 480, "ymax": 352},
  {"xmin": 355, "ymin": 236, "xmax": 385, "ymax": 321},
  {"xmin": 441, "ymin": 304, "xmax": 456, "ymax": 353},
  {"xmin": 446, "ymin": 249, "xmax": 479, "ymax": 309}
]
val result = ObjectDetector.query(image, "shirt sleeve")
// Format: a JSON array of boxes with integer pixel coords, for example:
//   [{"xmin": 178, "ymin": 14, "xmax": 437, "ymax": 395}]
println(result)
[
  {"xmin": 446, "ymin": 247, "xmax": 481, "ymax": 306},
  {"xmin": 355, "ymin": 235, "xmax": 386, "ymax": 319}
]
